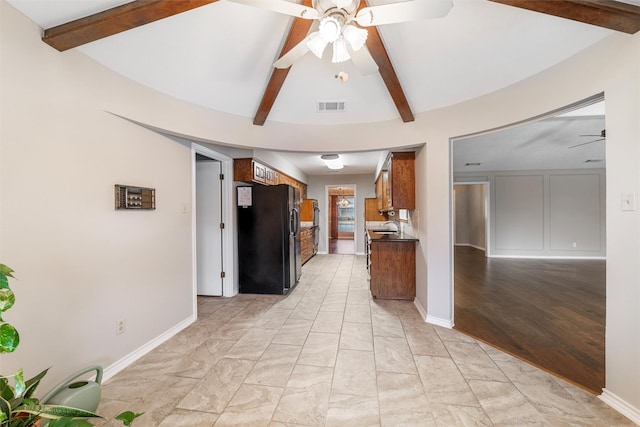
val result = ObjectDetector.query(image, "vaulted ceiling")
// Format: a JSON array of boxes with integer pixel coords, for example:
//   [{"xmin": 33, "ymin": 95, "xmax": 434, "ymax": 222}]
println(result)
[{"xmin": 5, "ymin": 0, "xmax": 638, "ymax": 174}]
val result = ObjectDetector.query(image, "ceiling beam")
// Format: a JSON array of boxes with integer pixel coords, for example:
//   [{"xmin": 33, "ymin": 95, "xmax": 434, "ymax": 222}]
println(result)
[
  {"xmin": 42, "ymin": 0, "xmax": 220, "ymax": 52},
  {"xmin": 365, "ymin": 26, "xmax": 414, "ymax": 123},
  {"xmin": 253, "ymin": 0, "xmax": 314, "ymax": 126},
  {"xmin": 489, "ymin": 0, "xmax": 640, "ymax": 34}
]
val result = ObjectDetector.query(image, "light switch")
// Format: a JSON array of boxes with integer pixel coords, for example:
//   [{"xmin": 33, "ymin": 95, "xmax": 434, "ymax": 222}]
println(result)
[{"xmin": 622, "ymin": 193, "xmax": 636, "ymax": 211}]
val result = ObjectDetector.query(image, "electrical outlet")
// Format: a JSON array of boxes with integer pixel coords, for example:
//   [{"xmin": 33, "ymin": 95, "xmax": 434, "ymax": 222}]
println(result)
[{"xmin": 116, "ymin": 318, "xmax": 126, "ymax": 335}]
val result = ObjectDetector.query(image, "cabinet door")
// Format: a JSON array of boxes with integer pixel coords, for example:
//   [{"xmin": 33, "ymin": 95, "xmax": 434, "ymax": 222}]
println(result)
[
  {"xmin": 369, "ymin": 241, "xmax": 416, "ymax": 300},
  {"xmin": 387, "ymin": 152, "xmax": 415, "ymax": 210},
  {"xmin": 376, "ymin": 171, "xmax": 389, "ymax": 211}
]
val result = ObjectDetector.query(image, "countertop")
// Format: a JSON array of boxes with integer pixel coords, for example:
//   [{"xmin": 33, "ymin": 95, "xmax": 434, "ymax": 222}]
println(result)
[{"xmin": 367, "ymin": 229, "xmax": 418, "ymax": 242}]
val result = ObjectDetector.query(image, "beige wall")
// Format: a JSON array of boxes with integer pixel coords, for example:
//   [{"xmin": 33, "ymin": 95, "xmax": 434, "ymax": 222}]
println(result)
[
  {"xmin": 1, "ymin": 3, "xmax": 195, "ymax": 390},
  {"xmin": 2, "ymin": 0, "xmax": 639, "ymax": 416}
]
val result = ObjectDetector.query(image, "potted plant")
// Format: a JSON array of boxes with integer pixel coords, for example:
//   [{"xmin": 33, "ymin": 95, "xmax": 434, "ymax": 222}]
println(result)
[{"xmin": 0, "ymin": 264, "xmax": 142, "ymax": 426}]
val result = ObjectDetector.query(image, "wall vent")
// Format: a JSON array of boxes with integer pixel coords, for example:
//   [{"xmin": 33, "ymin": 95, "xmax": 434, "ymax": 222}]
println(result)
[{"xmin": 317, "ymin": 101, "xmax": 346, "ymax": 112}]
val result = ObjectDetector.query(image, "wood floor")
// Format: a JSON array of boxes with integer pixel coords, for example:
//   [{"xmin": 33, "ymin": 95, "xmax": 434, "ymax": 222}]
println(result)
[
  {"xmin": 329, "ymin": 238, "xmax": 355, "ymax": 254},
  {"xmin": 454, "ymin": 246, "xmax": 605, "ymax": 394}
]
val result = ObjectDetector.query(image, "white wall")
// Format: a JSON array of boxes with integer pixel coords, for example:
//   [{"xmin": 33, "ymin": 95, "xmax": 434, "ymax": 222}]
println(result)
[
  {"xmin": 455, "ymin": 170, "xmax": 606, "ymax": 258},
  {"xmin": 1, "ymin": 3, "xmax": 194, "ymax": 390},
  {"xmin": 2, "ymin": 0, "xmax": 639, "ymax": 417}
]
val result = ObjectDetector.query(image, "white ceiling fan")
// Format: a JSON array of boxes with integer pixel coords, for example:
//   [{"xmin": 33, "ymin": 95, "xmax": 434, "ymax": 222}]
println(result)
[{"xmin": 226, "ymin": 0, "xmax": 453, "ymax": 75}]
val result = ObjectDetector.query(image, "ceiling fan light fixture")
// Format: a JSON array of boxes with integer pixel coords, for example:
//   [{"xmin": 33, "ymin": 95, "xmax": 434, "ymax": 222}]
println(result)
[
  {"xmin": 314, "ymin": 0, "xmax": 359, "ymax": 15},
  {"xmin": 332, "ymin": 38, "xmax": 350, "ymax": 63},
  {"xmin": 321, "ymin": 153, "xmax": 344, "ymax": 170},
  {"xmin": 318, "ymin": 16, "xmax": 342, "ymax": 42},
  {"xmin": 307, "ymin": 32, "xmax": 329, "ymax": 58},
  {"xmin": 333, "ymin": 0, "xmax": 355, "ymax": 10},
  {"xmin": 342, "ymin": 24, "xmax": 367, "ymax": 51}
]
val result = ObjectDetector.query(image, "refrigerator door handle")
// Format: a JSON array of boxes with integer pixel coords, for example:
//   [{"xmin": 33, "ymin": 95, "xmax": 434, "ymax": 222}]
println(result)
[{"xmin": 291, "ymin": 208, "xmax": 300, "ymax": 235}]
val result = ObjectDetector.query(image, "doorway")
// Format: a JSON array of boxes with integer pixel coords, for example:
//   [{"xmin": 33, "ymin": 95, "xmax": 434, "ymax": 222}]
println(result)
[
  {"xmin": 451, "ymin": 97, "xmax": 607, "ymax": 393},
  {"xmin": 195, "ymin": 154, "xmax": 223, "ymax": 296},
  {"xmin": 453, "ymin": 183, "xmax": 489, "ymax": 254},
  {"xmin": 327, "ymin": 185, "xmax": 355, "ymax": 254},
  {"xmin": 191, "ymin": 144, "xmax": 235, "ymax": 302}
]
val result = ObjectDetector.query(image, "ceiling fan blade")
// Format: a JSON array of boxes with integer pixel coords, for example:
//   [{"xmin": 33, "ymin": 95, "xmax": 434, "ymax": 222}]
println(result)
[
  {"xmin": 273, "ymin": 32, "xmax": 315, "ymax": 68},
  {"xmin": 568, "ymin": 138, "xmax": 605, "ymax": 149},
  {"xmin": 355, "ymin": 0, "xmax": 453, "ymax": 26},
  {"xmin": 226, "ymin": 0, "xmax": 318, "ymax": 19},
  {"xmin": 349, "ymin": 45, "xmax": 379, "ymax": 75}
]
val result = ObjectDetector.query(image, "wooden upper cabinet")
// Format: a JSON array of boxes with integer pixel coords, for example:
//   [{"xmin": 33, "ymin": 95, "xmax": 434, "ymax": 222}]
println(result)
[
  {"xmin": 301, "ymin": 199, "xmax": 316, "ymax": 222},
  {"xmin": 234, "ymin": 158, "xmax": 307, "ymax": 198},
  {"xmin": 375, "ymin": 171, "xmax": 388, "ymax": 211},
  {"xmin": 375, "ymin": 151, "xmax": 415, "ymax": 211},
  {"xmin": 365, "ymin": 198, "xmax": 388, "ymax": 222}
]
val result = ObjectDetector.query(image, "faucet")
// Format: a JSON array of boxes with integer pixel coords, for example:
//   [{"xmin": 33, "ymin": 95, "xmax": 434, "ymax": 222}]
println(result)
[{"xmin": 383, "ymin": 220, "xmax": 400, "ymax": 232}]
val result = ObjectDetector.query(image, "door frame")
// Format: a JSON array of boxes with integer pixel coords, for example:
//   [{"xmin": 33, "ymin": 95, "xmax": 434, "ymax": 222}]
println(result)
[
  {"xmin": 191, "ymin": 144, "xmax": 235, "ymax": 306},
  {"xmin": 324, "ymin": 184, "xmax": 357, "ymax": 254}
]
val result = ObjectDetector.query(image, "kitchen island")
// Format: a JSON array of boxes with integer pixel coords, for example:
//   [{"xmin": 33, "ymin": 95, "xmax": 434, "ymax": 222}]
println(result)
[{"xmin": 367, "ymin": 229, "xmax": 418, "ymax": 300}]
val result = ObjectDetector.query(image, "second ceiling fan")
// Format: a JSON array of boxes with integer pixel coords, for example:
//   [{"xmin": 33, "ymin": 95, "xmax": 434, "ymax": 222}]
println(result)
[{"xmin": 227, "ymin": 0, "xmax": 453, "ymax": 75}]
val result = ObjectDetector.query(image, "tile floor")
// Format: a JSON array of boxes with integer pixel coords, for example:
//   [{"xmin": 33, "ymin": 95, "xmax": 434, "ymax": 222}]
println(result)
[{"xmin": 95, "ymin": 255, "xmax": 635, "ymax": 426}]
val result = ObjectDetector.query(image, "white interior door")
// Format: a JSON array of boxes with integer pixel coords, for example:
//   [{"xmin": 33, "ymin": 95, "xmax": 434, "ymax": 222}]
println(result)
[{"xmin": 196, "ymin": 160, "xmax": 223, "ymax": 296}]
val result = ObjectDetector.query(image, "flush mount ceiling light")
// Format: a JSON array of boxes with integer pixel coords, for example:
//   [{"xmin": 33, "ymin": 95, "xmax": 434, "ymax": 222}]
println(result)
[{"xmin": 321, "ymin": 153, "xmax": 344, "ymax": 170}]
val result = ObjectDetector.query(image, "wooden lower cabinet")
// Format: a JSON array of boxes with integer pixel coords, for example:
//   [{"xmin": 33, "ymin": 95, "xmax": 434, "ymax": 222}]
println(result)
[
  {"xmin": 301, "ymin": 227, "xmax": 315, "ymax": 265},
  {"xmin": 369, "ymin": 240, "xmax": 416, "ymax": 300}
]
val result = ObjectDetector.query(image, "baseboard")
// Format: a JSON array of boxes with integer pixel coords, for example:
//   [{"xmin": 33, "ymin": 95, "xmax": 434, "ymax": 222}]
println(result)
[
  {"xmin": 355, "ymin": 251, "xmax": 365, "ymax": 256},
  {"xmin": 488, "ymin": 254, "xmax": 606, "ymax": 260},
  {"xmin": 454, "ymin": 243, "xmax": 486, "ymax": 251},
  {"xmin": 102, "ymin": 315, "xmax": 196, "ymax": 383},
  {"xmin": 413, "ymin": 299, "xmax": 454, "ymax": 328},
  {"xmin": 599, "ymin": 389, "xmax": 640, "ymax": 424},
  {"xmin": 413, "ymin": 298, "xmax": 427, "ymax": 320},
  {"xmin": 317, "ymin": 251, "xmax": 328, "ymax": 255},
  {"xmin": 426, "ymin": 314, "xmax": 454, "ymax": 329}
]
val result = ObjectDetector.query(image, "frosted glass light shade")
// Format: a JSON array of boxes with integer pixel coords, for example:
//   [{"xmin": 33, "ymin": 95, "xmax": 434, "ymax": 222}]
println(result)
[
  {"xmin": 307, "ymin": 32, "xmax": 329, "ymax": 58},
  {"xmin": 342, "ymin": 24, "xmax": 367, "ymax": 51},
  {"xmin": 321, "ymin": 154, "xmax": 343, "ymax": 170},
  {"xmin": 332, "ymin": 38, "xmax": 350, "ymax": 63},
  {"xmin": 318, "ymin": 16, "xmax": 341, "ymax": 42}
]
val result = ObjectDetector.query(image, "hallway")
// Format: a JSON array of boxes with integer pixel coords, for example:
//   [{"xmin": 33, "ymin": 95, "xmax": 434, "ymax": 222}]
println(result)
[{"xmin": 95, "ymin": 255, "xmax": 629, "ymax": 426}]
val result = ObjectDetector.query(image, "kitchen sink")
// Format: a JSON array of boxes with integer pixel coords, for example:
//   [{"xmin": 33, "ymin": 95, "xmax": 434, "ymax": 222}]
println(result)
[{"xmin": 370, "ymin": 230, "xmax": 398, "ymax": 235}]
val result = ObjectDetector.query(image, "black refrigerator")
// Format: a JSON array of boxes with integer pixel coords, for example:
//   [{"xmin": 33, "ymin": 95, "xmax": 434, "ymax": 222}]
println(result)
[{"xmin": 237, "ymin": 184, "xmax": 301, "ymax": 294}]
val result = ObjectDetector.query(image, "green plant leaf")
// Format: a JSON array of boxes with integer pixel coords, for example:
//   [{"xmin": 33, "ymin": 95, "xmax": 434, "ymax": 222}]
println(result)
[
  {"xmin": 48, "ymin": 418, "xmax": 95, "ymax": 427},
  {"xmin": 0, "ymin": 289, "xmax": 15, "ymax": 313},
  {"xmin": 0, "ymin": 376, "xmax": 15, "ymax": 401},
  {"xmin": 0, "ymin": 396, "xmax": 10, "ymax": 422},
  {"xmin": 0, "ymin": 324, "xmax": 20, "ymax": 354},
  {"xmin": 22, "ymin": 368, "xmax": 49, "ymax": 399},
  {"xmin": 13, "ymin": 369, "xmax": 25, "ymax": 398},
  {"xmin": 0, "ymin": 264, "xmax": 14, "ymax": 278},
  {"xmin": 114, "ymin": 410, "xmax": 144, "ymax": 426},
  {"xmin": 17, "ymin": 404, "xmax": 102, "ymax": 420}
]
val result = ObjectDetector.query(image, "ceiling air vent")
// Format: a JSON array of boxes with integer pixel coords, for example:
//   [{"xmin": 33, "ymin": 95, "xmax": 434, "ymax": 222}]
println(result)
[{"xmin": 317, "ymin": 101, "xmax": 346, "ymax": 112}]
